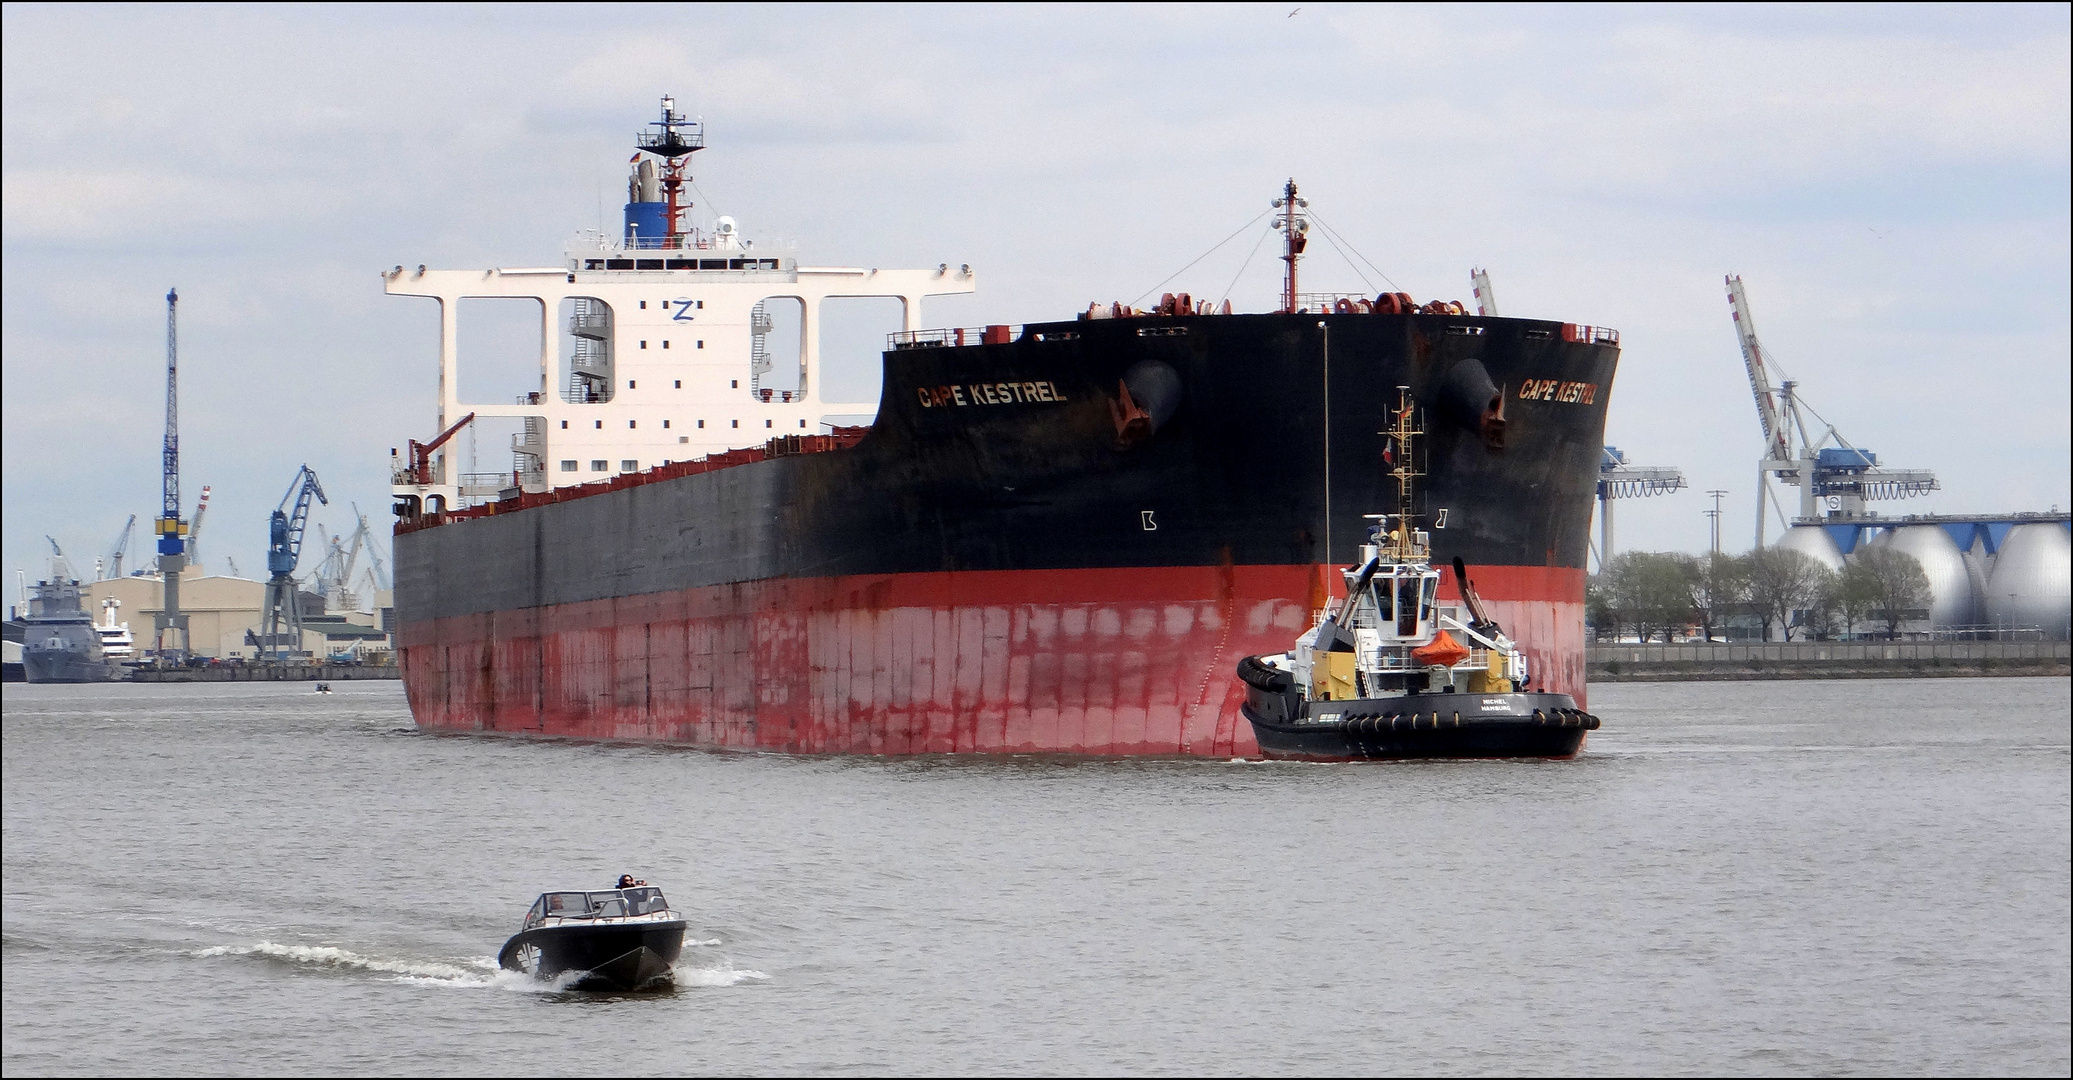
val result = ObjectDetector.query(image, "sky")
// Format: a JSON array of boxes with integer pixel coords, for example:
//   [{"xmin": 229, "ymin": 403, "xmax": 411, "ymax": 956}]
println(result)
[{"xmin": 4, "ymin": 2, "xmax": 2068, "ymax": 593}]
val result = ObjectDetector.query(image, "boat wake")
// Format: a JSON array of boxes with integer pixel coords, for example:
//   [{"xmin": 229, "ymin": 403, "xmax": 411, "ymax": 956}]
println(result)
[{"xmin": 193, "ymin": 940, "xmax": 765, "ymax": 990}]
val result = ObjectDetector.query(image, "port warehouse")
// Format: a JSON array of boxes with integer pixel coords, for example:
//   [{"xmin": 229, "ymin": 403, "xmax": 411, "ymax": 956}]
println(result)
[{"xmin": 5, "ymin": 570, "xmax": 393, "ymax": 663}]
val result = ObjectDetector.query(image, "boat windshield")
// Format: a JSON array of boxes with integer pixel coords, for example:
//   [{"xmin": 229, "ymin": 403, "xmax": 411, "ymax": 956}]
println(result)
[{"xmin": 524, "ymin": 887, "xmax": 672, "ymax": 928}]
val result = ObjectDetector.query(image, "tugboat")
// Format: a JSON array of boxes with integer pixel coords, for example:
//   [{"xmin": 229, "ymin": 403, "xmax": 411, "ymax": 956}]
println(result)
[
  {"xmin": 1236, "ymin": 387, "xmax": 1600, "ymax": 761},
  {"xmin": 497, "ymin": 882, "xmax": 687, "ymax": 990}
]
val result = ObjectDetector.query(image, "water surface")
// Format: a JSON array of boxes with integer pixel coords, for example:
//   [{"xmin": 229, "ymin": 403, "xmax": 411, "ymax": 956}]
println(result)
[{"xmin": 4, "ymin": 677, "xmax": 2067, "ymax": 1075}]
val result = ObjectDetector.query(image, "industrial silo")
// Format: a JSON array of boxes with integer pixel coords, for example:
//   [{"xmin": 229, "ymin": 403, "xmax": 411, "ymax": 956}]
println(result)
[
  {"xmin": 1774, "ymin": 525, "xmax": 1845, "ymax": 572},
  {"xmin": 1984, "ymin": 523, "xmax": 2071, "ymax": 639},
  {"xmin": 1866, "ymin": 525, "xmax": 1976, "ymax": 630}
]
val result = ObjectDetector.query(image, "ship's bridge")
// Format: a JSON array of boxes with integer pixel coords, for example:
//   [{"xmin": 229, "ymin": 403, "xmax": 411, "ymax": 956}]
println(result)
[
  {"xmin": 384, "ymin": 250, "xmax": 974, "ymax": 512},
  {"xmin": 387, "ymin": 96, "xmax": 978, "ymax": 513}
]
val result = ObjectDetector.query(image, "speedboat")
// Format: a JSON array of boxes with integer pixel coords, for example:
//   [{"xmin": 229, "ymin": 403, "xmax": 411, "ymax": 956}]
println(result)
[{"xmin": 497, "ymin": 884, "xmax": 687, "ymax": 990}]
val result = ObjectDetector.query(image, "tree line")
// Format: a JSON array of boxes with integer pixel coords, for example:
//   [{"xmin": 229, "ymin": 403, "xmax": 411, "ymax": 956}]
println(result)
[{"xmin": 1587, "ymin": 546, "xmax": 1933, "ymax": 642}]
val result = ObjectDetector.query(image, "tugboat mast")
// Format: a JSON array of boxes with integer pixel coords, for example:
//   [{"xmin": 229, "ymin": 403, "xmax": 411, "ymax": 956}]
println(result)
[
  {"xmin": 1274, "ymin": 179, "xmax": 1308, "ymax": 313},
  {"xmin": 1383, "ymin": 385, "xmax": 1425, "ymax": 562}
]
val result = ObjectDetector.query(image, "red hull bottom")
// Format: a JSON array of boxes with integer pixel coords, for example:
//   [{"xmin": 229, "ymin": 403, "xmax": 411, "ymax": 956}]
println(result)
[{"xmin": 399, "ymin": 565, "xmax": 1586, "ymax": 756}]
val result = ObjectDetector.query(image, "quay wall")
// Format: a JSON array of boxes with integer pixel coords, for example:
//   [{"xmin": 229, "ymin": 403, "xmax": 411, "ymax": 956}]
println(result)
[
  {"xmin": 1588, "ymin": 640, "xmax": 2069, "ymax": 682},
  {"xmin": 128, "ymin": 665, "xmax": 399, "ymax": 683}
]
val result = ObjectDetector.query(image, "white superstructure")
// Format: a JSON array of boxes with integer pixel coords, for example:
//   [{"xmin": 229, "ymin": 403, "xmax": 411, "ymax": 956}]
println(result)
[{"xmin": 389, "ymin": 97, "xmax": 975, "ymax": 512}]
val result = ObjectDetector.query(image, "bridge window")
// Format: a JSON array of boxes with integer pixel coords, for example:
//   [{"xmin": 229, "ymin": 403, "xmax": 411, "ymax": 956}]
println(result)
[
  {"xmin": 560, "ymin": 460, "xmax": 577, "ymax": 472},
  {"xmin": 620, "ymin": 459, "xmax": 638, "ymax": 472},
  {"xmin": 590, "ymin": 460, "xmax": 607, "ymax": 471}
]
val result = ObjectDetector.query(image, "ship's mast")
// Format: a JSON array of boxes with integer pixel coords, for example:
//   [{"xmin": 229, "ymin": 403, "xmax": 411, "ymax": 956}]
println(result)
[
  {"xmin": 1274, "ymin": 179, "xmax": 1308, "ymax": 314},
  {"xmin": 636, "ymin": 95, "xmax": 706, "ymax": 246}
]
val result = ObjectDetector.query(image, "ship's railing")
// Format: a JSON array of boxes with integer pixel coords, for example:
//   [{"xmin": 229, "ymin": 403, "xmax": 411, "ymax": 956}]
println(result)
[
  {"xmin": 565, "ymin": 228, "xmax": 799, "ymax": 255},
  {"xmin": 889, "ymin": 326, "xmax": 1022, "ymax": 349},
  {"xmin": 1564, "ymin": 324, "xmax": 1620, "ymax": 346},
  {"xmin": 1295, "ymin": 292, "xmax": 1375, "ymax": 310}
]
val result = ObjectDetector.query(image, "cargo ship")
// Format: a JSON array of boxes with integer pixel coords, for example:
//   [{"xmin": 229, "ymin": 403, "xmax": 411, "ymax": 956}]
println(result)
[{"xmin": 387, "ymin": 99, "xmax": 1619, "ymax": 755}]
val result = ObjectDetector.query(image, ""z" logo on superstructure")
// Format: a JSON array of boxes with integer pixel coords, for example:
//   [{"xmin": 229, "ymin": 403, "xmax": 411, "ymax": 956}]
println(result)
[{"xmin": 671, "ymin": 299, "xmax": 696, "ymax": 321}]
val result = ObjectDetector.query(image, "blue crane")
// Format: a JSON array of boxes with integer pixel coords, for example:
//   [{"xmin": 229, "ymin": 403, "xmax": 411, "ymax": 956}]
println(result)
[
  {"xmin": 153, "ymin": 288, "xmax": 191, "ymax": 664},
  {"xmin": 258, "ymin": 465, "xmax": 328, "ymax": 662}
]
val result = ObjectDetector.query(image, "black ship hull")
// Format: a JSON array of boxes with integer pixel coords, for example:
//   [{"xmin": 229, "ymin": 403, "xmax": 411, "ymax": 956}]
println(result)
[
  {"xmin": 1241, "ymin": 686, "xmax": 1599, "ymax": 761},
  {"xmin": 497, "ymin": 920, "xmax": 687, "ymax": 991},
  {"xmin": 398, "ymin": 310, "xmax": 1618, "ymax": 754}
]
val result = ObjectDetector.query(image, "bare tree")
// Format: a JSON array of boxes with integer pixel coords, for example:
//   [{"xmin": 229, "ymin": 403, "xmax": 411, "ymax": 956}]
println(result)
[
  {"xmin": 1746, "ymin": 547, "xmax": 1836, "ymax": 641},
  {"xmin": 1604, "ymin": 552, "xmax": 1699, "ymax": 642},
  {"xmin": 1684, "ymin": 551, "xmax": 1748, "ymax": 642},
  {"xmin": 1849, "ymin": 545, "xmax": 1933, "ymax": 638}
]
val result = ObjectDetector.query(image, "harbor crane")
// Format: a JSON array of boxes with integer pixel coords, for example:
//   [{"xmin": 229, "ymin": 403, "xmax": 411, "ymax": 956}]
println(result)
[
  {"xmin": 314, "ymin": 509, "xmax": 373, "ymax": 611},
  {"xmin": 186, "ymin": 486, "xmax": 212, "ymax": 571},
  {"xmin": 45, "ymin": 536, "xmax": 74, "ymax": 581},
  {"xmin": 1727, "ymin": 275, "xmax": 1937, "ymax": 547},
  {"xmin": 153, "ymin": 289, "xmax": 190, "ymax": 664},
  {"xmin": 102, "ymin": 515, "xmax": 137, "ymax": 580},
  {"xmin": 258, "ymin": 465, "xmax": 328, "ymax": 662},
  {"xmin": 358, "ymin": 507, "xmax": 392, "ymax": 591}
]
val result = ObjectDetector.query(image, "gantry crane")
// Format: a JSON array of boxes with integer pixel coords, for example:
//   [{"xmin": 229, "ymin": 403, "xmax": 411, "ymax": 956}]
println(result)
[
  {"xmin": 1594, "ymin": 447, "xmax": 1687, "ymax": 571},
  {"xmin": 1727, "ymin": 275, "xmax": 1937, "ymax": 547},
  {"xmin": 258, "ymin": 465, "xmax": 328, "ymax": 662}
]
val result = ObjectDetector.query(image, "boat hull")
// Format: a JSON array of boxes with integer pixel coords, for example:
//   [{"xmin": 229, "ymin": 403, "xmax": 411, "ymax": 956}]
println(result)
[
  {"xmin": 1241, "ymin": 688, "xmax": 1597, "ymax": 761},
  {"xmin": 397, "ymin": 311, "xmax": 1616, "ymax": 755},
  {"xmin": 498, "ymin": 921, "xmax": 687, "ymax": 991}
]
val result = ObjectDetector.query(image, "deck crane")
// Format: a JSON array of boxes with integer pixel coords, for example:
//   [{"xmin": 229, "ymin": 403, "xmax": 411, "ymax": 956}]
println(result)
[
  {"xmin": 1727, "ymin": 275, "xmax": 1937, "ymax": 547},
  {"xmin": 153, "ymin": 289, "xmax": 190, "ymax": 664},
  {"xmin": 258, "ymin": 465, "xmax": 328, "ymax": 662},
  {"xmin": 1470, "ymin": 268, "xmax": 1498, "ymax": 316},
  {"xmin": 102, "ymin": 515, "xmax": 137, "ymax": 580}
]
